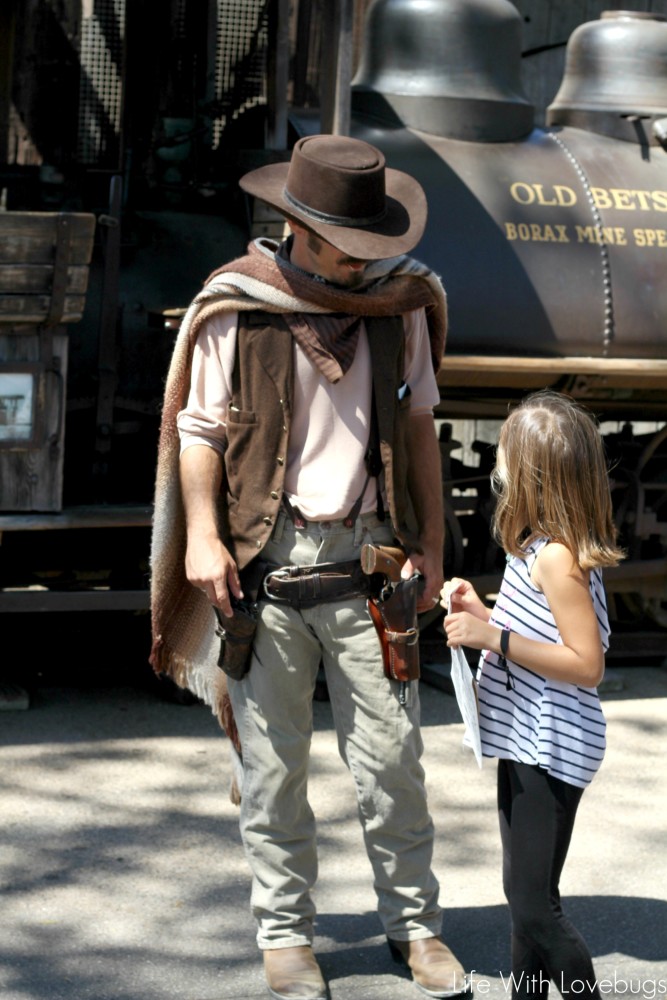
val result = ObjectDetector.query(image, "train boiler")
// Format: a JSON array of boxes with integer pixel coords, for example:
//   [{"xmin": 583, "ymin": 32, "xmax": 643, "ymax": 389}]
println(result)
[{"xmin": 291, "ymin": 0, "xmax": 667, "ymax": 632}]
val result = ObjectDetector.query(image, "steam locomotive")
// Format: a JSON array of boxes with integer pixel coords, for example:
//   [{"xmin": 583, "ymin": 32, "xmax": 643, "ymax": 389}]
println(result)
[
  {"xmin": 0, "ymin": 0, "xmax": 665, "ymax": 670},
  {"xmin": 332, "ymin": 0, "xmax": 667, "ymax": 636}
]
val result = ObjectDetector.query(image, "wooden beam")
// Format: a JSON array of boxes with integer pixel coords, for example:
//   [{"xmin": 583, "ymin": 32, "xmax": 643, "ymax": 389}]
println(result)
[
  {"xmin": 464, "ymin": 558, "xmax": 667, "ymax": 602},
  {"xmin": 0, "ymin": 589, "xmax": 149, "ymax": 612},
  {"xmin": 266, "ymin": 0, "xmax": 290, "ymax": 149},
  {"xmin": 0, "ymin": 504, "xmax": 152, "ymax": 533},
  {"xmin": 320, "ymin": 0, "xmax": 354, "ymax": 136},
  {"xmin": 439, "ymin": 355, "xmax": 667, "ymax": 384}
]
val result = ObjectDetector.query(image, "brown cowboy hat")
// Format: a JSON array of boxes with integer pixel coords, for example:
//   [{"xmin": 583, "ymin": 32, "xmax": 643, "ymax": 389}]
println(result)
[{"xmin": 239, "ymin": 134, "xmax": 427, "ymax": 260}]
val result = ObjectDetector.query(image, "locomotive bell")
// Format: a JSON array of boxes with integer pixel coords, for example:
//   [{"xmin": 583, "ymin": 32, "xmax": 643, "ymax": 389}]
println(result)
[
  {"xmin": 351, "ymin": 0, "xmax": 534, "ymax": 142},
  {"xmin": 547, "ymin": 11, "xmax": 667, "ymax": 147}
]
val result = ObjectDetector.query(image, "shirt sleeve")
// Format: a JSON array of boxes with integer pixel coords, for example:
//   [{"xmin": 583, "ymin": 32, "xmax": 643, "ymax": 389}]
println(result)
[
  {"xmin": 176, "ymin": 311, "xmax": 238, "ymax": 454},
  {"xmin": 403, "ymin": 308, "xmax": 441, "ymax": 414}
]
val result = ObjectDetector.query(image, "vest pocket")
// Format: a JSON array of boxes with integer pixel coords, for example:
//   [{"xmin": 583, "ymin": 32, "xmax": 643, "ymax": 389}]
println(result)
[
  {"xmin": 225, "ymin": 407, "xmax": 257, "ymax": 481},
  {"xmin": 226, "ymin": 405, "xmax": 256, "ymax": 424}
]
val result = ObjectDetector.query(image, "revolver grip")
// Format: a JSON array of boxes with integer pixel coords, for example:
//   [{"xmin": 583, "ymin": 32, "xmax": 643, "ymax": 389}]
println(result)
[{"xmin": 361, "ymin": 543, "xmax": 406, "ymax": 581}]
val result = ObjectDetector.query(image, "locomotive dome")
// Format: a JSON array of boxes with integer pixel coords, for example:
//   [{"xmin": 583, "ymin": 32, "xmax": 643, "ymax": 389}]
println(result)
[
  {"xmin": 350, "ymin": 0, "xmax": 535, "ymax": 142},
  {"xmin": 547, "ymin": 11, "xmax": 667, "ymax": 146}
]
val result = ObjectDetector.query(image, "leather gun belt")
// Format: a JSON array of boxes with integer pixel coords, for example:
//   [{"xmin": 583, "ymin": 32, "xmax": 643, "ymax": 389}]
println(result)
[{"xmin": 262, "ymin": 560, "xmax": 373, "ymax": 609}]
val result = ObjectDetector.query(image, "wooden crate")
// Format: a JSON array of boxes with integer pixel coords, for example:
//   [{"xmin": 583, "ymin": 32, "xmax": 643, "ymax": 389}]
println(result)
[
  {"xmin": 250, "ymin": 200, "xmax": 291, "ymax": 241},
  {"xmin": 0, "ymin": 212, "xmax": 96, "ymax": 324},
  {"xmin": 0, "ymin": 211, "xmax": 96, "ymax": 511},
  {"xmin": 0, "ymin": 326, "xmax": 69, "ymax": 511}
]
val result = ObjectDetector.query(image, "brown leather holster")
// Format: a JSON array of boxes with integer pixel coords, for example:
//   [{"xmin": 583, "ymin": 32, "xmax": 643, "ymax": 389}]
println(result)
[
  {"xmin": 367, "ymin": 573, "xmax": 422, "ymax": 684},
  {"xmin": 212, "ymin": 557, "xmax": 268, "ymax": 680},
  {"xmin": 214, "ymin": 601, "xmax": 258, "ymax": 680}
]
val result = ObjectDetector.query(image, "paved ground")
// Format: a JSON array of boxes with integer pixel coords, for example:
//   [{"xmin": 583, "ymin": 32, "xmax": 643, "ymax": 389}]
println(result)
[{"xmin": 1, "ymin": 653, "xmax": 666, "ymax": 1000}]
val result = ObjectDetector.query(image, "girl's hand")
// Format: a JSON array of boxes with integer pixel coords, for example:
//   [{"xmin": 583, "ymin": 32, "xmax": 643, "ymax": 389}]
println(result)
[
  {"xmin": 440, "ymin": 577, "xmax": 491, "ymax": 621},
  {"xmin": 444, "ymin": 610, "xmax": 495, "ymax": 652}
]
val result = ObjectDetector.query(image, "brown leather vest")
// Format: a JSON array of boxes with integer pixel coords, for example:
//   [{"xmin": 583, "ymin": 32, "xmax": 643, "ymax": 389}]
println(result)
[{"xmin": 220, "ymin": 311, "xmax": 419, "ymax": 570}]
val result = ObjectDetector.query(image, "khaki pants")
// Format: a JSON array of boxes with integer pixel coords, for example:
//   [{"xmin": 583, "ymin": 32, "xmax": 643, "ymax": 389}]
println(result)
[{"xmin": 228, "ymin": 509, "xmax": 442, "ymax": 949}]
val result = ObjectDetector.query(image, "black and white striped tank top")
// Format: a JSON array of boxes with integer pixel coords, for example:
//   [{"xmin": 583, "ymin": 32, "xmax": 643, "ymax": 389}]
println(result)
[{"xmin": 475, "ymin": 537, "xmax": 610, "ymax": 788}]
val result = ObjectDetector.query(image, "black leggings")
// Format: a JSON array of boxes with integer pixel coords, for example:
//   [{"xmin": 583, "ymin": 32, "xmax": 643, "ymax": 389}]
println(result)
[{"xmin": 497, "ymin": 758, "xmax": 600, "ymax": 999}]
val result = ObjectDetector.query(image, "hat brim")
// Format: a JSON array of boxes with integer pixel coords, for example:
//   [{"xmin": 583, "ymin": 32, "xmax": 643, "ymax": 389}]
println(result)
[{"xmin": 239, "ymin": 161, "xmax": 427, "ymax": 260}]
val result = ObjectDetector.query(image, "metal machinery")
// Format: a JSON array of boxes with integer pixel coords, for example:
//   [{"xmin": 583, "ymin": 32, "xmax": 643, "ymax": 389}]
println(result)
[
  {"xmin": 0, "ymin": 0, "xmax": 666, "ymax": 673},
  {"xmin": 332, "ymin": 0, "xmax": 667, "ymax": 641}
]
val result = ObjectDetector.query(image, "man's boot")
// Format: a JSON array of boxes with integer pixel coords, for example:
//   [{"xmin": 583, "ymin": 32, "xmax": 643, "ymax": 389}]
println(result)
[
  {"xmin": 263, "ymin": 945, "xmax": 327, "ymax": 1000},
  {"xmin": 388, "ymin": 936, "xmax": 468, "ymax": 997}
]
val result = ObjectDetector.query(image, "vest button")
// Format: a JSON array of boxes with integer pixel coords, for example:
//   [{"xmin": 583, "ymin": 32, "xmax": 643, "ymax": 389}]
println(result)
[
  {"xmin": 277, "ymin": 456, "xmax": 284, "ymax": 465},
  {"xmin": 256, "ymin": 539, "xmax": 262, "ymax": 548},
  {"xmin": 263, "ymin": 516, "xmax": 272, "ymax": 525},
  {"xmin": 270, "ymin": 491, "xmax": 279, "ymax": 500}
]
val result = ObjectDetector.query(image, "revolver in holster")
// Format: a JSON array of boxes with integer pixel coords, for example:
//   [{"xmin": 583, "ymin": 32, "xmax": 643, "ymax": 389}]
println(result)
[{"xmin": 362, "ymin": 543, "xmax": 422, "ymax": 701}]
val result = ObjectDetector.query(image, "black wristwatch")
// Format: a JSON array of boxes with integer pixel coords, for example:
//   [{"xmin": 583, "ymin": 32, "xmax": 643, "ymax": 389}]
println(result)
[{"xmin": 499, "ymin": 627, "xmax": 514, "ymax": 691}]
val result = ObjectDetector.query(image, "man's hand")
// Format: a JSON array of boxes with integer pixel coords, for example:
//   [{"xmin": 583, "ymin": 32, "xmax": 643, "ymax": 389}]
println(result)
[
  {"xmin": 185, "ymin": 534, "xmax": 242, "ymax": 618},
  {"xmin": 402, "ymin": 547, "xmax": 443, "ymax": 614}
]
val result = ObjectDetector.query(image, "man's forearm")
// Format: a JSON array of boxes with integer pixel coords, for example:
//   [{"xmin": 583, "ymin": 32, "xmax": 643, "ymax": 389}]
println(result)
[
  {"xmin": 180, "ymin": 443, "xmax": 224, "ymax": 539},
  {"xmin": 180, "ymin": 443, "xmax": 242, "ymax": 612},
  {"xmin": 407, "ymin": 413, "xmax": 444, "ymax": 553}
]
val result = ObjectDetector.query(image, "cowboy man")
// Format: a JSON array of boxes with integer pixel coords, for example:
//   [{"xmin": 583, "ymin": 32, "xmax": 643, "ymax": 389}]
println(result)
[{"xmin": 150, "ymin": 134, "xmax": 467, "ymax": 999}]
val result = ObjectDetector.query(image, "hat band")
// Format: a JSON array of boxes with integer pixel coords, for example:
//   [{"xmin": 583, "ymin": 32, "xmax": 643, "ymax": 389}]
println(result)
[{"xmin": 283, "ymin": 187, "xmax": 387, "ymax": 228}]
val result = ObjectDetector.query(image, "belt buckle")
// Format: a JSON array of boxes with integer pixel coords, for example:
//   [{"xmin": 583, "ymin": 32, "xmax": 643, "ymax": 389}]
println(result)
[{"xmin": 263, "ymin": 567, "xmax": 290, "ymax": 600}]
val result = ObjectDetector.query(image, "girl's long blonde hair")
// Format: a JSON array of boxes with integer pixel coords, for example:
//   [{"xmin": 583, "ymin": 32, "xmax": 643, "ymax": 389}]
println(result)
[{"xmin": 491, "ymin": 390, "xmax": 625, "ymax": 570}]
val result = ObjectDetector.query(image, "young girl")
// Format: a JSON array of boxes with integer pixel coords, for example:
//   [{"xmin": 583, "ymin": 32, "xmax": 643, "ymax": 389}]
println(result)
[{"xmin": 442, "ymin": 389, "xmax": 624, "ymax": 999}]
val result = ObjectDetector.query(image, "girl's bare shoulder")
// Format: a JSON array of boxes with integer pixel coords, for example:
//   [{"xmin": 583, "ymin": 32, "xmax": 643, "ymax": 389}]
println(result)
[{"xmin": 531, "ymin": 541, "xmax": 586, "ymax": 592}]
